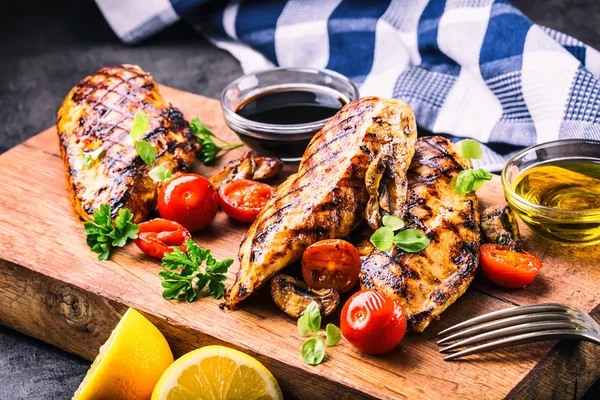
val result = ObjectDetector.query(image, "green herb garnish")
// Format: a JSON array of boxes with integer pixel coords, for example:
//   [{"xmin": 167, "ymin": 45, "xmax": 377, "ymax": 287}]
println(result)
[
  {"xmin": 458, "ymin": 139, "xmax": 483, "ymax": 160},
  {"xmin": 454, "ymin": 168, "xmax": 493, "ymax": 194},
  {"xmin": 302, "ymin": 337, "xmax": 325, "ymax": 365},
  {"xmin": 130, "ymin": 111, "xmax": 156, "ymax": 166},
  {"xmin": 159, "ymin": 239, "xmax": 233, "ymax": 302},
  {"xmin": 148, "ymin": 165, "xmax": 173, "ymax": 183},
  {"xmin": 393, "ymin": 229, "xmax": 431, "ymax": 253},
  {"xmin": 297, "ymin": 301, "xmax": 341, "ymax": 365},
  {"xmin": 370, "ymin": 214, "xmax": 430, "ymax": 253},
  {"xmin": 370, "ymin": 227, "xmax": 394, "ymax": 252},
  {"xmin": 190, "ymin": 116, "xmax": 243, "ymax": 165},
  {"xmin": 80, "ymin": 148, "xmax": 104, "ymax": 168},
  {"xmin": 325, "ymin": 323, "xmax": 341, "ymax": 347},
  {"xmin": 454, "ymin": 139, "xmax": 492, "ymax": 194},
  {"xmin": 83, "ymin": 204, "xmax": 139, "ymax": 260}
]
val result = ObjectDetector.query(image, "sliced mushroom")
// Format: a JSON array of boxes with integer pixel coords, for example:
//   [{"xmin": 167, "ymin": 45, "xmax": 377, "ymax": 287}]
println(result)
[
  {"xmin": 209, "ymin": 151, "xmax": 283, "ymax": 192},
  {"xmin": 480, "ymin": 204, "xmax": 522, "ymax": 249},
  {"xmin": 270, "ymin": 273, "xmax": 340, "ymax": 319}
]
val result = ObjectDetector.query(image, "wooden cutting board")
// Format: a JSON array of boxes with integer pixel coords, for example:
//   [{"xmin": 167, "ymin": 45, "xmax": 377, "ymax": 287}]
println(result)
[{"xmin": 0, "ymin": 86, "xmax": 598, "ymax": 400}]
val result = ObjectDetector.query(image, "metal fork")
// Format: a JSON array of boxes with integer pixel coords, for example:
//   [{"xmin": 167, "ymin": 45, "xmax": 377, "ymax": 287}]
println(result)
[{"xmin": 437, "ymin": 303, "xmax": 600, "ymax": 361}]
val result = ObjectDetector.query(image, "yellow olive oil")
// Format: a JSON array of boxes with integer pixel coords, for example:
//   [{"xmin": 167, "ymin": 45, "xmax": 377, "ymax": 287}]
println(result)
[
  {"xmin": 513, "ymin": 161, "xmax": 600, "ymax": 211},
  {"xmin": 510, "ymin": 159, "xmax": 600, "ymax": 245}
]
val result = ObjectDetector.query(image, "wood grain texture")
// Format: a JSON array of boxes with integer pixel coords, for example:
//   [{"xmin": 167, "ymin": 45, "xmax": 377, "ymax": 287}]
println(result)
[{"xmin": 0, "ymin": 85, "xmax": 598, "ymax": 399}]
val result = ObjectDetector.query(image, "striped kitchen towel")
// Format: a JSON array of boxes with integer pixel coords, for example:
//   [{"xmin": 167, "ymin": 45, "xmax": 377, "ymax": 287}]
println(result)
[{"xmin": 96, "ymin": 0, "xmax": 600, "ymax": 171}]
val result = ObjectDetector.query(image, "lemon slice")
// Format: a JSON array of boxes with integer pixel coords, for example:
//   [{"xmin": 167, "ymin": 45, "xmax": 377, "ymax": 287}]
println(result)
[
  {"xmin": 73, "ymin": 308, "xmax": 174, "ymax": 400},
  {"xmin": 152, "ymin": 345, "xmax": 283, "ymax": 400}
]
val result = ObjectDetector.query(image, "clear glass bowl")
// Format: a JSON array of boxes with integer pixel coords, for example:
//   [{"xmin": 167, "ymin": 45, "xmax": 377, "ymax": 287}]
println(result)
[
  {"xmin": 502, "ymin": 139, "xmax": 600, "ymax": 246},
  {"xmin": 221, "ymin": 67, "xmax": 359, "ymax": 162}
]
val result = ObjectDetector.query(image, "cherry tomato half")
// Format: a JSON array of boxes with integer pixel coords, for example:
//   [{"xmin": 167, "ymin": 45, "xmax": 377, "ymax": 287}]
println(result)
[
  {"xmin": 158, "ymin": 173, "xmax": 219, "ymax": 232},
  {"xmin": 341, "ymin": 290, "xmax": 407, "ymax": 355},
  {"xmin": 218, "ymin": 179, "xmax": 275, "ymax": 223},
  {"xmin": 134, "ymin": 218, "xmax": 192, "ymax": 259},
  {"xmin": 302, "ymin": 239, "xmax": 361, "ymax": 293},
  {"xmin": 480, "ymin": 244, "xmax": 542, "ymax": 289}
]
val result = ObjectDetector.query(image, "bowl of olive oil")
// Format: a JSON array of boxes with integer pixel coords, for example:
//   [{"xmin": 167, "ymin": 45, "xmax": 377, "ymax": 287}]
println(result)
[{"xmin": 502, "ymin": 139, "xmax": 600, "ymax": 245}]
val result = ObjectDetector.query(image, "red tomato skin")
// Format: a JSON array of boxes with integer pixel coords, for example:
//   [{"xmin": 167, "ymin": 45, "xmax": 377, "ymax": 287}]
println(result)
[
  {"xmin": 340, "ymin": 290, "xmax": 407, "ymax": 355},
  {"xmin": 480, "ymin": 244, "xmax": 542, "ymax": 289},
  {"xmin": 158, "ymin": 174, "xmax": 219, "ymax": 232},
  {"xmin": 218, "ymin": 179, "xmax": 274, "ymax": 223},
  {"xmin": 301, "ymin": 239, "xmax": 361, "ymax": 293},
  {"xmin": 134, "ymin": 218, "xmax": 192, "ymax": 259}
]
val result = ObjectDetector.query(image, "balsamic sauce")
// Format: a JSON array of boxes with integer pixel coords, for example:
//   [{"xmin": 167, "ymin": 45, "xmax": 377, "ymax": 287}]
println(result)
[{"xmin": 235, "ymin": 89, "xmax": 345, "ymax": 125}]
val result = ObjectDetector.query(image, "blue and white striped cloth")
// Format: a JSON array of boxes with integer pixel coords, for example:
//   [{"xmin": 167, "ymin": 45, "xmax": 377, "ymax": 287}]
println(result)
[{"xmin": 96, "ymin": 0, "xmax": 600, "ymax": 171}]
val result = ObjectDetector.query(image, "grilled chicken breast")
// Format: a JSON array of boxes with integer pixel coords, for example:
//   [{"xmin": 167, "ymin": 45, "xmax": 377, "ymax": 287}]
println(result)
[
  {"xmin": 57, "ymin": 64, "xmax": 199, "ymax": 223},
  {"xmin": 225, "ymin": 97, "xmax": 418, "ymax": 309},
  {"xmin": 359, "ymin": 136, "xmax": 481, "ymax": 332}
]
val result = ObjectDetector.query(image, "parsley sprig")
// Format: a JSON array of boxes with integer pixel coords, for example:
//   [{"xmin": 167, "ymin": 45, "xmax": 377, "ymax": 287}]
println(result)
[
  {"xmin": 455, "ymin": 139, "xmax": 492, "ymax": 194},
  {"xmin": 370, "ymin": 215, "xmax": 430, "ymax": 253},
  {"xmin": 159, "ymin": 239, "xmax": 233, "ymax": 302},
  {"xmin": 83, "ymin": 204, "xmax": 139, "ymax": 260},
  {"xmin": 190, "ymin": 117, "xmax": 243, "ymax": 165},
  {"xmin": 297, "ymin": 302, "xmax": 341, "ymax": 365}
]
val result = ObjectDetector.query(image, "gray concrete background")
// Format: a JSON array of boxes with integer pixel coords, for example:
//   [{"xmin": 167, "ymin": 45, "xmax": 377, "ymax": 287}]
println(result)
[{"xmin": 0, "ymin": 0, "xmax": 598, "ymax": 398}]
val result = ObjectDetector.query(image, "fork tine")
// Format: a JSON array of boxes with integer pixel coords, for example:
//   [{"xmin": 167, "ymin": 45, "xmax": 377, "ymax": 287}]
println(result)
[
  {"xmin": 444, "ymin": 329, "xmax": 585, "ymax": 360},
  {"xmin": 437, "ymin": 312, "xmax": 584, "ymax": 345},
  {"xmin": 437, "ymin": 303, "xmax": 578, "ymax": 337},
  {"xmin": 439, "ymin": 321, "xmax": 583, "ymax": 353}
]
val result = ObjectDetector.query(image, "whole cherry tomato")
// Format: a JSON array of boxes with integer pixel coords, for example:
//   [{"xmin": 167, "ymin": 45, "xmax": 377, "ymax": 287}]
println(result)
[
  {"xmin": 218, "ymin": 179, "xmax": 275, "ymax": 223},
  {"xmin": 480, "ymin": 243, "xmax": 542, "ymax": 289},
  {"xmin": 134, "ymin": 218, "xmax": 192, "ymax": 259},
  {"xmin": 302, "ymin": 239, "xmax": 361, "ymax": 293},
  {"xmin": 158, "ymin": 173, "xmax": 219, "ymax": 232},
  {"xmin": 341, "ymin": 290, "xmax": 407, "ymax": 354}
]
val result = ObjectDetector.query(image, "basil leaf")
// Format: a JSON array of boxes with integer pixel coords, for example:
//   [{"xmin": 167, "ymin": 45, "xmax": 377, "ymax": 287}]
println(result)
[
  {"xmin": 135, "ymin": 140, "xmax": 156, "ymax": 166},
  {"xmin": 393, "ymin": 229, "xmax": 430, "ymax": 253},
  {"xmin": 148, "ymin": 165, "xmax": 173, "ymax": 183},
  {"xmin": 454, "ymin": 170, "xmax": 476, "ymax": 194},
  {"xmin": 302, "ymin": 337, "xmax": 325, "ymax": 365},
  {"xmin": 302, "ymin": 301, "xmax": 321, "ymax": 333},
  {"xmin": 370, "ymin": 227, "xmax": 394, "ymax": 251},
  {"xmin": 382, "ymin": 215, "xmax": 404, "ymax": 231},
  {"xmin": 472, "ymin": 168, "xmax": 493, "ymax": 181},
  {"xmin": 130, "ymin": 111, "xmax": 150, "ymax": 141},
  {"xmin": 297, "ymin": 315, "xmax": 310, "ymax": 337},
  {"xmin": 325, "ymin": 323, "xmax": 341, "ymax": 347},
  {"xmin": 80, "ymin": 151, "xmax": 93, "ymax": 167},
  {"xmin": 458, "ymin": 139, "xmax": 483, "ymax": 160}
]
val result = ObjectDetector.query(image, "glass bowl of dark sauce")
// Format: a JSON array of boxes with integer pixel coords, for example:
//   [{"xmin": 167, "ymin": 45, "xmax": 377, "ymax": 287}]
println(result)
[{"xmin": 221, "ymin": 67, "xmax": 359, "ymax": 162}]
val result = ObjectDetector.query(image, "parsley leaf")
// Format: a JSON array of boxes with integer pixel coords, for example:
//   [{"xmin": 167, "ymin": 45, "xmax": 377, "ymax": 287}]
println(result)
[
  {"xmin": 159, "ymin": 239, "xmax": 233, "ymax": 301},
  {"xmin": 148, "ymin": 165, "xmax": 173, "ymax": 183},
  {"xmin": 83, "ymin": 204, "xmax": 139, "ymax": 260},
  {"xmin": 190, "ymin": 116, "xmax": 243, "ymax": 165}
]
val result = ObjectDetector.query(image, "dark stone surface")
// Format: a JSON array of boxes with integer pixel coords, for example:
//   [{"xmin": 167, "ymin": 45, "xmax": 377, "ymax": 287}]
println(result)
[{"xmin": 0, "ymin": 0, "xmax": 598, "ymax": 399}]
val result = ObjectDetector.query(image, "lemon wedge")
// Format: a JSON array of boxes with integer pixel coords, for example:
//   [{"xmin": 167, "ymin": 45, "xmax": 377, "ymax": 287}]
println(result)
[
  {"xmin": 73, "ymin": 308, "xmax": 174, "ymax": 400},
  {"xmin": 152, "ymin": 345, "xmax": 283, "ymax": 400}
]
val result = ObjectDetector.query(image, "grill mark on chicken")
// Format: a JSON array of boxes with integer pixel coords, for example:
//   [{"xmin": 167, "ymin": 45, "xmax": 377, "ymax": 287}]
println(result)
[
  {"xmin": 359, "ymin": 136, "xmax": 481, "ymax": 332},
  {"xmin": 225, "ymin": 97, "xmax": 418, "ymax": 309},
  {"xmin": 57, "ymin": 64, "xmax": 199, "ymax": 223}
]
